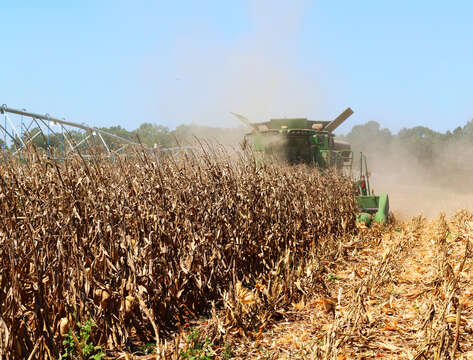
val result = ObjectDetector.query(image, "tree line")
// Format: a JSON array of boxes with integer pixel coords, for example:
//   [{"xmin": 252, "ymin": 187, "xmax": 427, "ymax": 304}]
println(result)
[
  {"xmin": 2, "ymin": 123, "xmax": 246, "ymax": 152},
  {"xmin": 339, "ymin": 119, "xmax": 473, "ymax": 191},
  {"xmin": 340, "ymin": 119, "xmax": 473, "ymax": 165},
  {"xmin": 5, "ymin": 117, "xmax": 473, "ymax": 181}
]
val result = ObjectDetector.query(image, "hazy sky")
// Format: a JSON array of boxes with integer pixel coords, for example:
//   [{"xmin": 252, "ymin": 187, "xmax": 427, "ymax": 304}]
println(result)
[{"xmin": 1, "ymin": 1, "xmax": 472, "ymax": 134}]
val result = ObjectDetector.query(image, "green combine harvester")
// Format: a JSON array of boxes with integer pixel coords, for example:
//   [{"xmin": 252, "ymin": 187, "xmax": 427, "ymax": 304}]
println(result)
[{"xmin": 231, "ymin": 108, "xmax": 389, "ymax": 225}]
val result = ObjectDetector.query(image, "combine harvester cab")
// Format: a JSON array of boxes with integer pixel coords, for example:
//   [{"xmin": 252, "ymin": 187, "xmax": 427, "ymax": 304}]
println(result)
[{"xmin": 355, "ymin": 152, "xmax": 389, "ymax": 226}]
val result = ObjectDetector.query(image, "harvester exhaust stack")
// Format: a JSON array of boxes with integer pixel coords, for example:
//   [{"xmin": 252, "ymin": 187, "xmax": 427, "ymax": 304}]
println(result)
[{"xmin": 324, "ymin": 107, "xmax": 354, "ymax": 133}]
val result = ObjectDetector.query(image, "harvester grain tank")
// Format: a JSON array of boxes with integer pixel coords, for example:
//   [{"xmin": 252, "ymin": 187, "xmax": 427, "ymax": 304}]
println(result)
[{"xmin": 232, "ymin": 108, "xmax": 389, "ymax": 225}]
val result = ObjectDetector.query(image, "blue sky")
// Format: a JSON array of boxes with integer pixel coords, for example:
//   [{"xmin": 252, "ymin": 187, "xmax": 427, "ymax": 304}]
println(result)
[{"xmin": 1, "ymin": 1, "xmax": 472, "ymax": 134}]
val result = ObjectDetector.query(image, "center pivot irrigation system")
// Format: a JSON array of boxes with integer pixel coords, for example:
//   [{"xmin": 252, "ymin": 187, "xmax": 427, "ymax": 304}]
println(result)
[
  {"xmin": 0, "ymin": 105, "xmax": 147, "ymax": 158},
  {"xmin": 0, "ymin": 105, "xmax": 187, "ymax": 158}
]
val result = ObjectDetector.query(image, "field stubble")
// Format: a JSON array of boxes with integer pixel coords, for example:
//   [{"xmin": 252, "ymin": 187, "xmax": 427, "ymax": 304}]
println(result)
[{"xmin": 228, "ymin": 212, "xmax": 473, "ymax": 359}]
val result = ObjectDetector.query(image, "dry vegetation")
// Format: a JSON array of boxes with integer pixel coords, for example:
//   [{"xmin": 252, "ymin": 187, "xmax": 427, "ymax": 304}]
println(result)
[
  {"xmin": 0, "ymin": 148, "xmax": 357, "ymax": 359},
  {"xmin": 3, "ymin": 148, "xmax": 473, "ymax": 359},
  {"xmin": 223, "ymin": 213, "xmax": 473, "ymax": 360}
]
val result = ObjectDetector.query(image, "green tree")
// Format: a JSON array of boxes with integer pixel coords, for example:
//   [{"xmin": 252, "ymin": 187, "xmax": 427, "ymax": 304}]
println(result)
[
  {"xmin": 343, "ymin": 121, "xmax": 392, "ymax": 158},
  {"xmin": 133, "ymin": 123, "xmax": 173, "ymax": 147}
]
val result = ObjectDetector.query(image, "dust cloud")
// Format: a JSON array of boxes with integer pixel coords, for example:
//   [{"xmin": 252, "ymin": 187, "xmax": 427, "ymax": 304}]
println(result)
[
  {"xmin": 148, "ymin": 1, "xmax": 473, "ymax": 218},
  {"xmin": 359, "ymin": 139, "xmax": 473, "ymax": 219},
  {"xmin": 149, "ymin": 0, "xmax": 339, "ymax": 132}
]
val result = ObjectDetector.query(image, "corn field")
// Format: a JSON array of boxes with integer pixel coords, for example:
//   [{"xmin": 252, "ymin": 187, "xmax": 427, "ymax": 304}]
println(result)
[{"xmin": 0, "ymin": 148, "xmax": 357, "ymax": 359}]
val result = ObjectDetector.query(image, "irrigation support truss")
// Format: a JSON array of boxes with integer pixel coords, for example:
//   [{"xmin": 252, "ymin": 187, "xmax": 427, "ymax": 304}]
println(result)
[
  {"xmin": 0, "ymin": 104, "xmax": 149, "ymax": 156},
  {"xmin": 0, "ymin": 105, "xmax": 192, "ymax": 159}
]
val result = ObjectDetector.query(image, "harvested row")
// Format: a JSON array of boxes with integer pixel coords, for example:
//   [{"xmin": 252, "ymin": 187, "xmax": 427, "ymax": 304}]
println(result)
[
  {"xmin": 227, "ymin": 212, "xmax": 473, "ymax": 359},
  {"xmin": 0, "ymin": 149, "xmax": 357, "ymax": 358}
]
